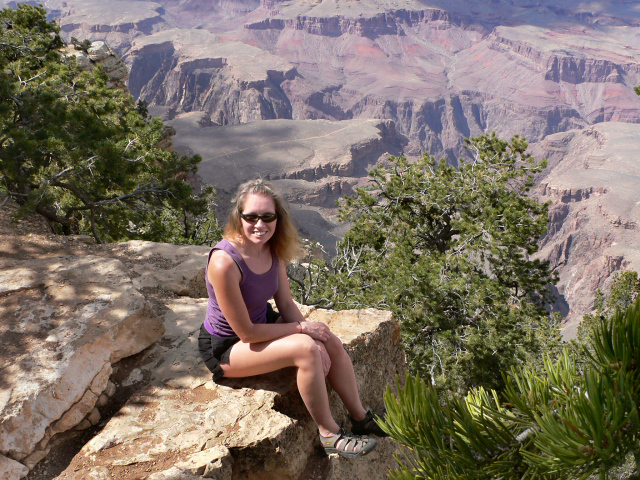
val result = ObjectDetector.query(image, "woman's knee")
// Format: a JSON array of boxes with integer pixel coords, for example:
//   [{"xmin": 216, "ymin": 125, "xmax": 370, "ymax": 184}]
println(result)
[
  {"xmin": 324, "ymin": 331, "xmax": 346, "ymax": 357},
  {"xmin": 291, "ymin": 334, "xmax": 321, "ymax": 364}
]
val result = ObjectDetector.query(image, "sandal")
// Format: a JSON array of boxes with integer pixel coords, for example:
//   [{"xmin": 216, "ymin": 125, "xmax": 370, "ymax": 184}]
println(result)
[
  {"xmin": 350, "ymin": 410, "xmax": 389, "ymax": 437},
  {"xmin": 319, "ymin": 429, "xmax": 377, "ymax": 458}
]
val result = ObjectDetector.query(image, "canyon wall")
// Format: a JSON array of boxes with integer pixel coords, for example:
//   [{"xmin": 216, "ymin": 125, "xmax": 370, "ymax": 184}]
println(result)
[
  {"xmin": 531, "ymin": 122, "xmax": 640, "ymax": 331},
  {"xmin": 4, "ymin": 0, "xmax": 640, "ymax": 325},
  {"xmin": 45, "ymin": 0, "xmax": 640, "ymax": 159}
]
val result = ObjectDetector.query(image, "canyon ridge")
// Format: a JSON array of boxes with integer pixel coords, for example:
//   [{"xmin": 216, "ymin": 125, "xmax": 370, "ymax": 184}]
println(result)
[{"xmin": 4, "ymin": 0, "xmax": 640, "ymax": 328}]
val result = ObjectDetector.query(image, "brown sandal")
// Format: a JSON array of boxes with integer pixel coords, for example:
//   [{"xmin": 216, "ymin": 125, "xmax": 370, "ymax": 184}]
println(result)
[{"xmin": 319, "ymin": 428, "xmax": 378, "ymax": 458}]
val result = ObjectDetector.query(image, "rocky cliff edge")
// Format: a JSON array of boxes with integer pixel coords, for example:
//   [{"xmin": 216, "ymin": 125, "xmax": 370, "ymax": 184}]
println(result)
[{"xmin": 0, "ymin": 200, "xmax": 404, "ymax": 480}]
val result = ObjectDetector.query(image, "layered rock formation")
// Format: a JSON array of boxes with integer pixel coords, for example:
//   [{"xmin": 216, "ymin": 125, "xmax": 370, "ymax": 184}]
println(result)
[
  {"xmin": 5, "ymin": 0, "xmax": 640, "ymax": 329},
  {"xmin": 0, "ymin": 254, "xmax": 163, "ymax": 469},
  {"xmin": 126, "ymin": 29, "xmax": 297, "ymax": 125},
  {"xmin": 0, "ymin": 204, "xmax": 404, "ymax": 480},
  {"xmin": 32, "ymin": 0, "xmax": 640, "ymax": 160},
  {"xmin": 531, "ymin": 122, "xmax": 640, "ymax": 334},
  {"xmin": 57, "ymin": 302, "xmax": 401, "ymax": 480},
  {"xmin": 43, "ymin": 0, "xmax": 166, "ymax": 50}
]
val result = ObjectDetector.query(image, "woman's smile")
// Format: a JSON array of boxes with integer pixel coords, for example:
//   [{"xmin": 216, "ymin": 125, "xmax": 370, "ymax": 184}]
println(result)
[{"xmin": 240, "ymin": 193, "xmax": 277, "ymax": 247}]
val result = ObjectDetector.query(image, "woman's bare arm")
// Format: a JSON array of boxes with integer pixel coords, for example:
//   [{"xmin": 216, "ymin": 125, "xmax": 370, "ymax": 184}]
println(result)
[
  {"xmin": 208, "ymin": 250, "xmax": 300, "ymax": 344},
  {"xmin": 273, "ymin": 260, "xmax": 330, "ymax": 342}
]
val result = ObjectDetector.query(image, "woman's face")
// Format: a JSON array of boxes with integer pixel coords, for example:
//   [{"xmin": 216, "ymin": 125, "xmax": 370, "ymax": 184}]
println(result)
[{"xmin": 239, "ymin": 193, "xmax": 277, "ymax": 247}]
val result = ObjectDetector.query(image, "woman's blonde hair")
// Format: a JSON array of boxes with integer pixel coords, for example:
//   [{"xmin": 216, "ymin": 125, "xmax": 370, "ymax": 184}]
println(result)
[{"xmin": 224, "ymin": 179, "xmax": 302, "ymax": 263}]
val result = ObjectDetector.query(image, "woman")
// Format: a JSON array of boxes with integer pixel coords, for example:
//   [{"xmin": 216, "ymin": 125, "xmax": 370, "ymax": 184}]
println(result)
[{"xmin": 198, "ymin": 179, "xmax": 386, "ymax": 458}]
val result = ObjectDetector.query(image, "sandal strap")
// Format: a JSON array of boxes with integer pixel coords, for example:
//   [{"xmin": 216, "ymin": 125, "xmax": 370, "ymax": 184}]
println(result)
[
  {"xmin": 341, "ymin": 433, "xmax": 364, "ymax": 452},
  {"xmin": 321, "ymin": 429, "xmax": 372, "ymax": 453}
]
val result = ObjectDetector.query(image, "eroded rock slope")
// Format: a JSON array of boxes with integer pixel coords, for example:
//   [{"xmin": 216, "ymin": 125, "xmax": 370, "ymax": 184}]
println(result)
[
  {"xmin": 531, "ymin": 122, "xmax": 640, "ymax": 333},
  {"xmin": 32, "ymin": 0, "xmax": 640, "ymax": 160}
]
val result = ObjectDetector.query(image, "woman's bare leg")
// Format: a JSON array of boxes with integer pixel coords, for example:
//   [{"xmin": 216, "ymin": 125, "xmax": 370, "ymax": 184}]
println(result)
[
  {"xmin": 322, "ymin": 332, "xmax": 368, "ymax": 422},
  {"xmin": 221, "ymin": 333, "xmax": 341, "ymax": 436}
]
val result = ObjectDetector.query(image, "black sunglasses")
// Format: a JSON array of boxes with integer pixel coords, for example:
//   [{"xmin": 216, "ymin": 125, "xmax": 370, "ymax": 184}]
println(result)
[{"xmin": 240, "ymin": 212, "xmax": 278, "ymax": 223}]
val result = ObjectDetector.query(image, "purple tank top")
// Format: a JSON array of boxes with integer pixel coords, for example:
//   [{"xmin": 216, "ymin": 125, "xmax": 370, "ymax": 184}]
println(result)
[{"xmin": 204, "ymin": 239, "xmax": 279, "ymax": 337}]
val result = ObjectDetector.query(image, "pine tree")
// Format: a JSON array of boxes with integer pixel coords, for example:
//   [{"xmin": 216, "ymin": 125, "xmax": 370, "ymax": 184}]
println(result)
[
  {"xmin": 380, "ymin": 295, "xmax": 640, "ymax": 480},
  {"xmin": 319, "ymin": 134, "xmax": 560, "ymax": 392},
  {"xmin": 0, "ymin": 4, "xmax": 219, "ymax": 244}
]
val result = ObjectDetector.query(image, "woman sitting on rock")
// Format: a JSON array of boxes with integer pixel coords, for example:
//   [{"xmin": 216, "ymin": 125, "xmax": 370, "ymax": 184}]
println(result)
[{"xmin": 198, "ymin": 179, "xmax": 386, "ymax": 458}]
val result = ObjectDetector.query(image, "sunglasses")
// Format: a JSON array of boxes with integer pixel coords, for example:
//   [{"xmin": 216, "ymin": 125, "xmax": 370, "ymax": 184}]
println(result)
[{"xmin": 240, "ymin": 212, "xmax": 278, "ymax": 223}]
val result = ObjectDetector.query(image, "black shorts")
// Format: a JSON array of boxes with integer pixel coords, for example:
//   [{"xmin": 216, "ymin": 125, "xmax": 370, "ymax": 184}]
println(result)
[{"xmin": 198, "ymin": 304, "xmax": 280, "ymax": 382}]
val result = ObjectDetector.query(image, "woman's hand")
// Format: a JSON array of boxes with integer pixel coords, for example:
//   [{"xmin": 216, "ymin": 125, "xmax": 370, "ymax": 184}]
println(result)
[
  {"xmin": 299, "ymin": 321, "xmax": 330, "ymax": 342},
  {"xmin": 315, "ymin": 340, "xmax": 331, "ymax": 376}
]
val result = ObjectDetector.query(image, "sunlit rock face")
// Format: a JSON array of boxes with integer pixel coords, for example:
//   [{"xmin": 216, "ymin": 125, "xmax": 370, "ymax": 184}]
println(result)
[
  {"xmin": 57, "ymin": 302, "xmax": 403, "ymax": 480},
  {"xmin": 531, "ymin": 122, "xmax": 640, "ymax": 334},
  {"xmin": 0, "ymin": 253, "xmax": 164, "ymax": 472},
  {"xmin": 0, "ymin": 225, "xmax": 404, "ymax": 479}
]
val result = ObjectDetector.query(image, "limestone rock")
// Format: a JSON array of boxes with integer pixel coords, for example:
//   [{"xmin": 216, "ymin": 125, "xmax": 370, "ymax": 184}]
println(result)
[
  {"xmin": 173, "ymin": 446, "xmax": 233, "ymax": 479},
  {"xmin": 108, "ymin": 240, "xmax": 212, "ymax": 298},
  {"xmin": 125, "ymin": 29, "xmax": 297, "ymax": 125},
  {"xmin": 59, "ymin": 295, "xmax": 403, "ymax": 479},
  {"xmin": 87, "ymin": 407, "xmax": 101, "ymax": 426},
  {"xmin": 56, "ymin": 0, "xmax": 166, "ymax": 53},
  {"xmin": 146, "ymin": 468, "xmax": 205, "ymax": 480},
  {"xmin": 0, "ymin": 255, "xmax": 164, "ymax": 464},
  {"xmin": 531, "ymin": 122, "xmax": 640, "ymax": 337},
  {"xmin": 63, "ymin": 40, "xmax": 130, "ymax": 92},
  {"xmin": 0, "ymin": 454, "xmax": 28, "ymax": 480}
]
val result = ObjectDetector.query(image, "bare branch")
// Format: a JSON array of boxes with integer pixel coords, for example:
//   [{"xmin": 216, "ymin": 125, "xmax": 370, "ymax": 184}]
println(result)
[
  {"xmin": 0, "ymin": 42, "xmax": 32, "ymax": 53},
  {"xmin": 89, "ymin": 207, "xmax": 103, "ymax": 244},
  {"xmin": 123, "ymin": 136, "xmax": 138, "ymax": 154},
  {"xmin": 123, "ymin": 156, "xmax": 144, "ymax": 163},
  {"xmin": 18, "ymin": 72, "xmax": 45, "ymax": 86},
  {"xmin": 50, "ymin": 166, "xmax": 76, "ymax": 181}
]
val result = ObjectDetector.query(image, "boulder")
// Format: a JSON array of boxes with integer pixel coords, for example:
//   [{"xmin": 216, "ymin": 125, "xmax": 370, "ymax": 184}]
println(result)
[
  {"xmin": 59, "ymin": 297, "xmax": 404, "ymax": 479},
  {"xmin": 63, "ymin": 40, "xmax": 130, "ymax": 92},
  {"xmin": 0, "ymin": 255, "xmax": 164, "ymax": 469},
  {"xmin": 0, "ymin": 207, "xmax": 405, "ymax": 479}
]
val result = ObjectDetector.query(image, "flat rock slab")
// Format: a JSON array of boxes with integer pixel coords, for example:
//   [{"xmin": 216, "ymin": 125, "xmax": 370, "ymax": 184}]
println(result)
[
  {"xmin": 0, "ymin": 255, "xmax": 164, "ymax": 467},
  {"xmin": 109, "ymin": 240, "xmax": 212, "ymax": 298},
  {"xmin": 58, "ymin": 0, "xmax": 163, "ymax": 28},
  {"xmin": 60, "ymin": 298, "xmax": 403, "ymax": 479},
  {"xmin": 0, "ymin": 454, "xmax": 29, "ymax": 480},
  {"xmin": 129, "ymin": 31, "xmax": 295, "ymax": 83}
]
